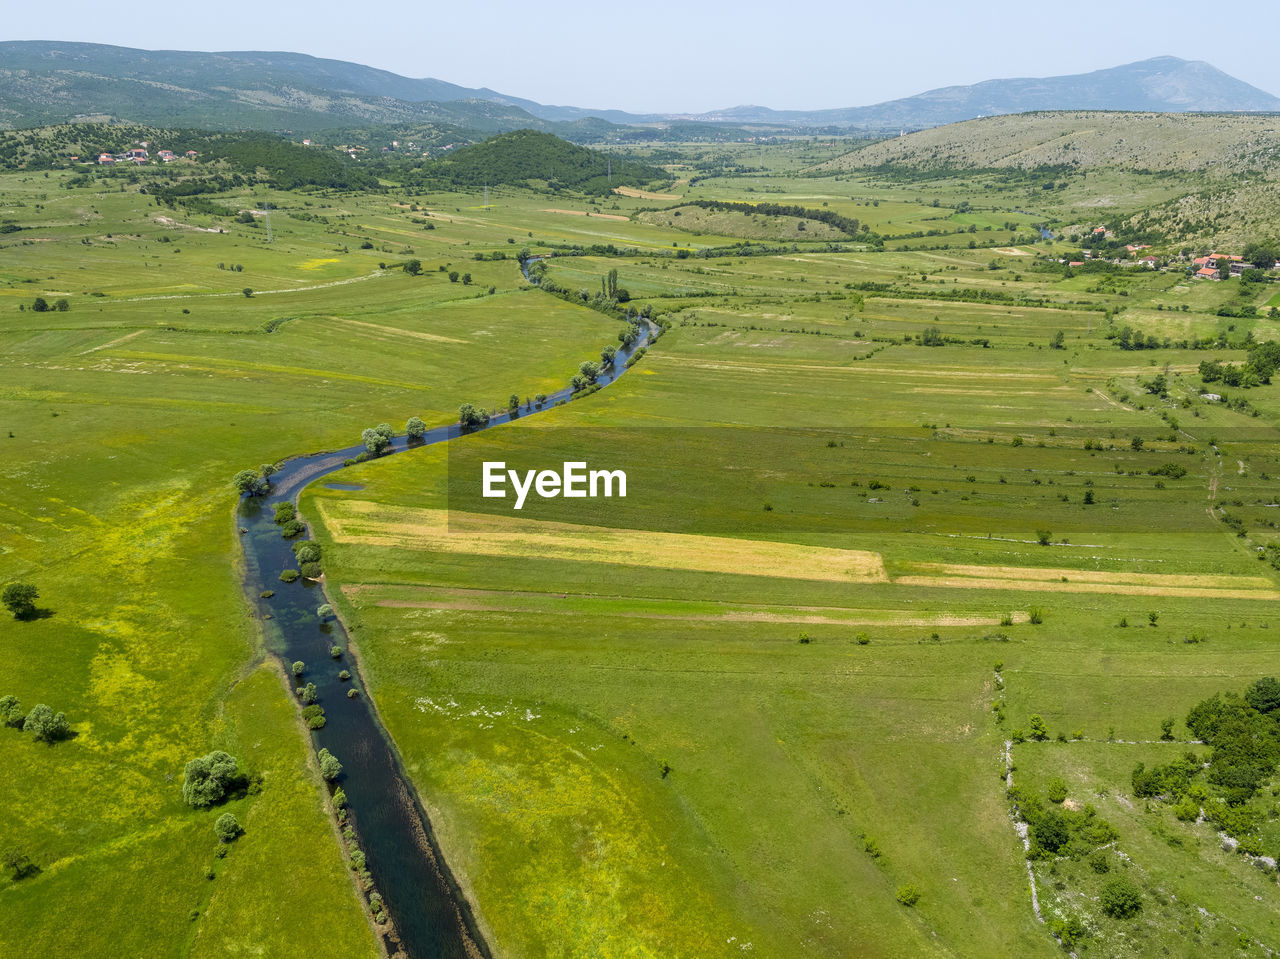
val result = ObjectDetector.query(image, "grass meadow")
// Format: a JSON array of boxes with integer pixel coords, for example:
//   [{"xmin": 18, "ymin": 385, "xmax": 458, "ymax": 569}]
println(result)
[{"xmin": 3, "ymin": 142, "xmax": 1280, "ymax": 959}]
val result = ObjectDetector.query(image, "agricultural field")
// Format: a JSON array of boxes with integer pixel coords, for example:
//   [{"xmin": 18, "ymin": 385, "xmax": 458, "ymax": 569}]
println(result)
[{"xmin": 4, "ymin": 123, "xmax": 1280, "ymax": 959}]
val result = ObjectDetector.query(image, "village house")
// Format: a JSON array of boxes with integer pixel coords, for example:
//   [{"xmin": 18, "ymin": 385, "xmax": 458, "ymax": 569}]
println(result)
[{"xmin": 1192, "ymin": 253, "xmax": 1245, "ymax": 280}]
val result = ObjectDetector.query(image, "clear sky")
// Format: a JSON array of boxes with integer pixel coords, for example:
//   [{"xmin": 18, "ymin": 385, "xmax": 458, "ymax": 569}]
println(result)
[{"xmin": 5, "ymin": 0, "xmax": 1278, "ymax": 114}]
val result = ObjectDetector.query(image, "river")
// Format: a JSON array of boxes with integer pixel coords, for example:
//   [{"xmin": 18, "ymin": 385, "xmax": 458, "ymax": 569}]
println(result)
[{"xmin": 237, "ymin": 305, "xmax": 652, "ymax": 958}]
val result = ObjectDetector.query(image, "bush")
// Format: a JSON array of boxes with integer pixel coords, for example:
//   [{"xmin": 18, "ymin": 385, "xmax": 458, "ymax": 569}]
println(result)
[
  {"xmin": 895, "ymin": 884, "xmax": 920, "ymax": 906},
  {"xmin": 1099, "ymin": 875, "xmax": 1142, "ymax": 918},
  {"xmin": 302, "ymin": 704, "xmax": 326, "ymax": 729},
  {"xmin": 1088, "ymin": 849, "xmax": 1110, "ymax": 873},
  {"xmin": 330, "ymin": 645, "xmax": 343, "ymax": 659},
  {"xmin": 318, "ymin": 747, "xmax": 343, "ymax": 781},
  {"xmin": 299, "ymin": 562, "xmax": 322, "ymax": 579},
  {"xmin": 182, "ymin": 751, "xmax": 242, "ymax": 808},
  {"xmin": 23, "ymin": 704, "xmax": 69, "ymax": 742},
  {"xmin": 317, "ymin": 604, "xmax": 334, "ymax": 619},
  {"xmin": 292, "ymin": 542, "xmax": 321, "ymax": 565},
  {"xmin": 297, "ymin": 682, "xmax": 317, "ymax": 704},
  {"xmin": 279, "ymin": 519, "xmax": 305, "ymax": 538},
  {"xmin": 213, "ymin": 813, "xmax": 241, "ymax": 843},
  {"xmin": 338, "ymin": 670, "xmax": 351, "ymax": 681},
  {"xmin": 279, "ymin": 569, "xmax": 300, "ymax": 583},
  {"xmin": 1047, "ymin": 777, "xmax": 1068, "ymax": 803}
]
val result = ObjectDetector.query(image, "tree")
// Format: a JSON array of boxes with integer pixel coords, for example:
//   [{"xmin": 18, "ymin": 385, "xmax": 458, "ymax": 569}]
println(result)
[
  {"xmin": 1246, "ymin": 677, "xmax": 1280, "ymax": 714},
  {"xmin": 1036, "ymin": 529, "xmax": 1052, "ymax": 546},
  {"xmin": 242, "ymin": 288, "xmax": 253, "ymax": 298},
  {"xmin": 291, "ymin": 661, "xmax": 305, "ymax": 677},
  {"xmin": 462, "ymin": 273, "xmax": 472, "ymax": 285},
  {"xmin": 1159, "ymin": 717, "xmax": 1176, "ymax": 740},
  {"xmin": 293, "ymin": 542, "xmax": 321, "ymax": 566},
  {"xmin": 1242, "ymin": 241, "xmax": 1279, "ymax": 270},
  {"xmin": 2, "ymin": 848, "xmax": 38, "ymax": 881},
  {"xmin": 31, "ymin": 297, "xmax": 48, "ymax": 313},
  {"xmin": 601, "ymin": 345, "xmax": 617, "ymax": 366},
  {"xmin": 1050, "ymin": 330, "xmax": 1065, "ymax": 350},
  {"xmin": 232, "ymin": 469, "xmax": 269, "ymax": 497},
  {"xmin": 403, "ymin": 258, "xmax": 422, "ymax": 276},
  {"xmin": 54, "ymin": 298, "xmax": 69, "ymax": 312},
  {"xmin": 448, "ymin": 271, "xmax": 459, "ymax": 283},
  {"xmin": 3, "ymin": 582, "xmax": 39, "ymax": 619},
  {"xmin": 1100, "ymin": 876, "xmax": 1142, "ymax": 918},
  {"xmin": 405, "ymin": 416, "xmax": 426, "ymax": 440},
  {"xmin": 362, "ymin": 427, "xmax": 390, "ymax": 456},
  {"xmin": 578, "ymin": 360, "xmax": 601, "ymax": 384},
  {"xmin": 458, "ymin": 403, "xmax": 489, "ymax": 431},
  {"xmin": 0, "ymin": 695, "xmax": 24, "ymax": 727},
  {"xmin": 182, "ymin": 751, "xmax": 242, "ymax": 808},
  {"xmin": 214, "ymin": 812, "xmax": 242, "ymax": 843},
  {"xmin": 318, "ymin": 747, "xmax": 343, "ymax": 781},
  {"xmin": 1046, "ymin": 777, "xmax": 1068, "ymax": 803},
  {"xmin": 316, "ymin": 604, "xmax": 334, "ymax": 619},
  {"xmin": 1029, "ymin": 714, "xmax": 1049, "ymax": 741},
  {"xmin": 23, "ymin": 704, "xmax": 69, "ymax": 742},
  {"xmin": 508, "ymin": 393, "xmax": 520, "ymax": 411},
  {"xmin": 298, "ymin": 682, "xmax": 318, "ymax": 704}
]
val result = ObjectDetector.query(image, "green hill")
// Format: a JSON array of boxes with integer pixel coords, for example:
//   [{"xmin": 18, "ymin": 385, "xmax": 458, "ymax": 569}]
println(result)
[{"xmin": 411, "ymin": 129, "xmax": 667, "ymax": 194}]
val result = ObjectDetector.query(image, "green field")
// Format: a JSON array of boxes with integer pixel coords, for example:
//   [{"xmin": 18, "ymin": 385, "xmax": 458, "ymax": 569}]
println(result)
[{"xmin": 4, "ymin": 131, "xmax": 1280, "ymax": 959}]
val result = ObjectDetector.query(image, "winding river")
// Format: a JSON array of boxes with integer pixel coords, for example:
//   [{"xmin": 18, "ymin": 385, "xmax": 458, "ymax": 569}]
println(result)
[{"xmin": 238, "ymin": 298, "xmax": 652, "ymax": 958}]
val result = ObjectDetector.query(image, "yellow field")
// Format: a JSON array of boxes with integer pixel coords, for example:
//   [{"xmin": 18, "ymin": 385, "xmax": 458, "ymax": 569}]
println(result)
[
  {"xmin": 317, "ymin": 500, "xmax": 888, "ymax": 583},
  {"xmin": 896, "ymin": 561, "xmax": 1280, "ymax": 599}
]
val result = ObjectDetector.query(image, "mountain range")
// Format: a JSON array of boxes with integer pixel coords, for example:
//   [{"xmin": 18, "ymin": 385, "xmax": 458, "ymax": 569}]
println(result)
[{"xmin": 1, "ymin": 42, "xmax": 1278, "ymax": 135}]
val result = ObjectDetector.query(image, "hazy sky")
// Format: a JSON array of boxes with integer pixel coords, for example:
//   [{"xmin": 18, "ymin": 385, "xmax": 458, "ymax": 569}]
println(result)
[{"xmin": 6, "ymin": 0, "xmax": 1279, "ymax": 114}]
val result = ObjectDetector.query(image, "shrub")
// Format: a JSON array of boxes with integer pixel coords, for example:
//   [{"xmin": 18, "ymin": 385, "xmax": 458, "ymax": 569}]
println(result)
[
  {"xmin": 1028, "ymin": 607, "xmax": 1044, "ymax": 625},
  {"xmin": 279, "ymin": 569, "xmax": 300, "ymax": 583},
  {"xmin": 300, "ymin": 562, "xmax": 322, "ymax": 579},
  {"xmin": 895, "ymin": 884, "xmax": 920, "ymax": 906},
  {"xmin": 338, "ymin": 670, "xmax": 351, "ymax": 681},
  {"xmin": 1088, "ymin": 850, "xmax": 1110, "ymax": 873},
  {"xmin": 1099, "ymin": 876, "xmax": 1142, "ymax": 918},
  {"xmin": 214, "ymin": 813, "xmax": 241, "ymax": 843},
  {"xmin": 297, "ymin": 682, "xmax": 317, "ymax": 704},
  {"xmin": 302, "ymin": 704, "xmax": 326, "ymax": 729},
  {"xmin": 1047, "ymin": 777, "xmax": 1068, "ymax": 803},
  {"xmin": 318, "ymin": 747, "xmax": 343, "ymax": 781},
  {"xmin": 317, "ymin": 604, "xmax": 334, "ymax": 619},
  {"xmin": 291, "ymin": 661, "xmax": 305, "ymax": 677},
  {"xmin": 347, "ymin": 688, "xmax": 359, "ymax": 698},
  {"xmin": 259, "ymin": 590, "xmax": 274, "ymax": 599},
  {"xmin": 182, "ymin": 751, "xmax": 242, "ymax": 808},
  {"xmin": 330, "ymin": 645, "xmax": 343, "ymax": 659},
  {"xmin": 279, "ymin": 519, "xmax": 305, "ymax": 538}
]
